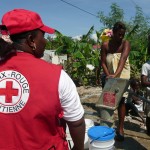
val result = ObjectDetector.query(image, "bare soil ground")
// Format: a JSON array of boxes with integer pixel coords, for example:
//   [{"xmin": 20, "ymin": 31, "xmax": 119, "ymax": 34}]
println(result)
[{"xmin": 77, "ymin": 86, "xmax": 150, "ymax": 150}]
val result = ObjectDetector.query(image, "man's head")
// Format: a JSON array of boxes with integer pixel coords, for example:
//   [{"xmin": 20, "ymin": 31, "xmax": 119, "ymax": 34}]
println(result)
[
  {"xmin": 130, "ymin": 78, "xmax": 140, "ymax": 90},
  {"xmin": 112, "ymin": 21, "xmax": 126, "ymax": 42}
]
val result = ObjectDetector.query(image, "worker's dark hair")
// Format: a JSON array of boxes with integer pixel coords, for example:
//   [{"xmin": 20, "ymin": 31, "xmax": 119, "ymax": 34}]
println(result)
[
  {"xmin": 113, "ymin": 21, "xmax": 126, "ymax": 32},
  {"xmin": 0, "ymin": 38, "xmax": 13, "ymax": 57},
  {"xmin": 0, "ymin": 28, "xmax": 39, "ymax": 57}
]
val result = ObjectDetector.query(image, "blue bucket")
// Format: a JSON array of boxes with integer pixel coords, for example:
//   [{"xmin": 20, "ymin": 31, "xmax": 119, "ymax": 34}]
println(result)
[{"xmin": 88, "ymin": 126, "xmax": 115, "ymax": 150}]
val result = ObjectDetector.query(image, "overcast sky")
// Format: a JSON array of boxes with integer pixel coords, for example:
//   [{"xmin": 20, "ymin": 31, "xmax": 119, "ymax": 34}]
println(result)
[{"xmin": 0, "ymin": 0, "xmax": 150, "ymax": 37}]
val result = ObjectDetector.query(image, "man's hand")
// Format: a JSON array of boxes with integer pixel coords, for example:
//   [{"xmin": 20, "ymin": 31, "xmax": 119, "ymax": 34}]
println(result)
[{"xmin": 106, "ymin": 74, "xmax": 116, "ymax": 79}]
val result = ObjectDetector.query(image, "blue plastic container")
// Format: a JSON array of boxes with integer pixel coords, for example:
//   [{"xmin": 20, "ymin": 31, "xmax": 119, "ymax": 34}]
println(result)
[{"xmin": 88, "ymin": 126, "xmax": 115, "ymax": 150}]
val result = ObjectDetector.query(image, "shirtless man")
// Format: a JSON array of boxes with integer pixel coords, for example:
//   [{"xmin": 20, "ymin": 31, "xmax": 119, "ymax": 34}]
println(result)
[{"xmin": 101, "ymin": 21, "xmax": 131, "ymax": 141}]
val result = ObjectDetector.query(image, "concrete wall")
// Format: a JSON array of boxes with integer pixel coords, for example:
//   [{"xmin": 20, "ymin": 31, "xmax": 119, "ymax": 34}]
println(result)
[{"xmin": 42, "ymin": 50, "xmax": 67, "ymax": 65}]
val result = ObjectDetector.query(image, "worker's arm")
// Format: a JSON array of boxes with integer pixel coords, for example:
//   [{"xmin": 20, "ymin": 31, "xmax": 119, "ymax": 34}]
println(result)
[
  {"xmin": 66, "ymin": 117, "xmax": 85, "ymax": 150},
  {"xmin": 58, "ymin": 70, "xmax": 85, "ymax": 150}
]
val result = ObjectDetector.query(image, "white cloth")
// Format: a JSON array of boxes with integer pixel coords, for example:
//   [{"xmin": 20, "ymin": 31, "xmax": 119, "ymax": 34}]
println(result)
[
  {"xmin": 59, "ymin": 70, "xmax": 84, "ymax": 122},
  {"xmin": 106, "ymin": 53, "xmax": 130, "ymax": 79},
  {"xmin": 141, "ymin": 61, "xmax": 150, "ymax": 92},
  {"xmin": 141, "ymin": 61, "xmax": 150, "ymax": 117}
]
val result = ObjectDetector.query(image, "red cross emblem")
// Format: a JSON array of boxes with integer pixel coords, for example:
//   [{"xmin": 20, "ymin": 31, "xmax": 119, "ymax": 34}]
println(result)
[{"xmin": 0, "ymin": 81, "xmax": 19, "ymax": 103}]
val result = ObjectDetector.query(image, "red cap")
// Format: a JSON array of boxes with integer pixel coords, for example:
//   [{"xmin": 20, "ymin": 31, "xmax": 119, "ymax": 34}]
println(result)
[{"xmin": 1, "ymin": 9, "xmax": 55, "ymax": 35}]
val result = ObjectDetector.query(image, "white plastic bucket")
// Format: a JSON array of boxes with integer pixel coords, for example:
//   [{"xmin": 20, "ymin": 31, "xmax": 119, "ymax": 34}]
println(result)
[
  {"xmin": 135, "ymin": 102, "xmax": 143, "ymax": 112},
  {"xmin": 66, "ymin": 118, "xmax": 94, "ymax": 150},
  {"xmin": 88, "ymin": 126, "xmax": 115, "ymax": 150}
]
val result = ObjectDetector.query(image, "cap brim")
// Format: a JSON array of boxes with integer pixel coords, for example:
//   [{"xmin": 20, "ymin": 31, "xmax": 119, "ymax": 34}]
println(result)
[{"xmin": 40, "ymin": 25, "xmax": 55, "ymax": 34}]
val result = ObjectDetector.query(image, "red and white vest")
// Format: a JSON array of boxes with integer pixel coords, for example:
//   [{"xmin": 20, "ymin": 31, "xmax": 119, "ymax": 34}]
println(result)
[{"xmin": 0, "ymin": 52, "xmax": 69, "ymax": 150}]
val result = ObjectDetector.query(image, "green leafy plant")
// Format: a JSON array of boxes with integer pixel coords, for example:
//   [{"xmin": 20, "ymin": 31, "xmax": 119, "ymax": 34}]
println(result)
[
  {"xmin": 45, "ymin": 3, "xmax": 150, "ymax": 87},
  {"xmin": 46, "ymin": 27, "xmax": 100, "ymax": 86}
]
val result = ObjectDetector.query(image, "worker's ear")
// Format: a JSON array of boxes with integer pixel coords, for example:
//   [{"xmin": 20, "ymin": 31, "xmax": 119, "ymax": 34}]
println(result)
[{"xmin": 26, "ymin": 34, "xmax": 36, "ymax": 50}]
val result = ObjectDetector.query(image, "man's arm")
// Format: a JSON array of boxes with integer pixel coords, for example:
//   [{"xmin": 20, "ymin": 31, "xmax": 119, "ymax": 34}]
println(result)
[
  {"xmin": 66, "ymin": 117, "xmax": 85, "ymax": 150},
  {"xmin": 101, "ymin": 42, "xmax": 110, "ymax": 76},
  {"xmin": 132, "ymin": 95, "xmax": 142, "ymax": 105},
  {"xmin": 141, "ymin": 75, "xmax": 150, "ymax": 87}
]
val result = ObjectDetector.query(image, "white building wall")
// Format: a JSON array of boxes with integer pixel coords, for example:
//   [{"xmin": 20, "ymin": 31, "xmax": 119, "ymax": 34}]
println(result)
[{"xmin": 42, "ymin": 50, "xmax": 67, "ymax": 65}]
